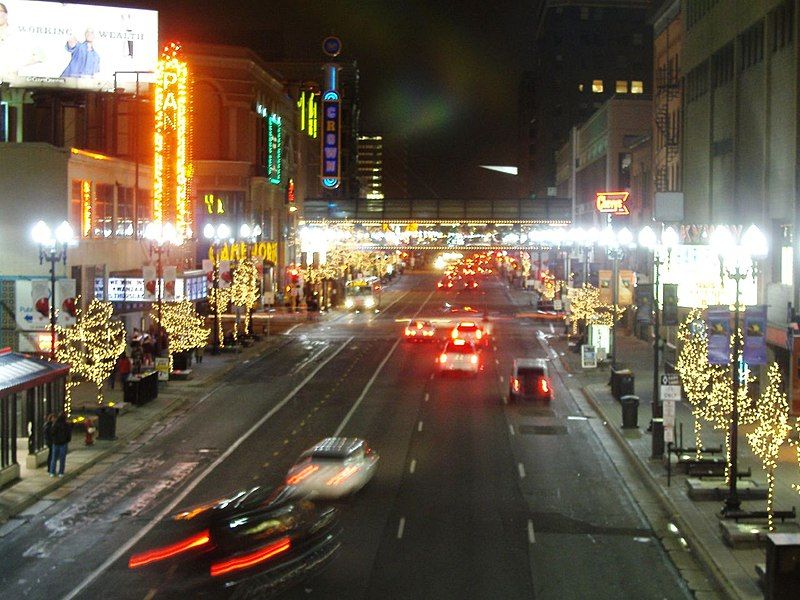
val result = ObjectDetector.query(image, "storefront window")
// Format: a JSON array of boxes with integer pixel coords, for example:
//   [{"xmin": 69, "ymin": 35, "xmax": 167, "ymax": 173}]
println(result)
[
  {"xmin": 116, "ymin": 186, "xmax": 134, "ymax": 238},
  {"xmin": 94, "ymin": 184, "xmax": 114, "ymax": 238}
]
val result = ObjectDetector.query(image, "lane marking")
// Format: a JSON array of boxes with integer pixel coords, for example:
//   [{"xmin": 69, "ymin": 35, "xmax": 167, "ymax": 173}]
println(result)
[
  {"xmin": 397, "ymin": 517, "xmax": 406, "ymax": 539},
  {"xmin": 291, "ymin": 344, "xmax": 329, "ymax": 374},
  {"xmin": 409, "ymin": 459, "xmax": 416, "ymax": 474},
  {"xmin": 417, "ymin": 421, "xmax": 423, "ymax": 432},
  {"xmin": 549, "ymin": 322, "xmax": 555, "ymax": 334},
  {"xmin": 424, "ymin": 392, "xmax": 429, "ymax": 402},
  {"xmin": 378, "ymin": 290, "xmax": 411, "ymax": 316},
  {"xmin": 518, "ymin": 462, "xmax": 526, "ymax": 478},
  {"xmin": 499, "ymin": 375, "xmax": 504, "ymax": 383},
  {"xmin": 63, "ymin": 337, "xmax": 354, "ymax": 600},
  {"xmin": 143, "ymin": 589, "xmax": 157, "ymax": 600},
  {"xmin": 509, "ymin": 424, "xmax": 515, "ymax": 436},
  {"xmin": 567, "ymin": 415, "xmax": 588, "ymax": 421},
  {"xmin": 283, "ymin": 323, "xmax": 302, "ymax": 335},
  {"xmin": 528, "ymin": 520, "xmax": 536, "ymax": 544}
]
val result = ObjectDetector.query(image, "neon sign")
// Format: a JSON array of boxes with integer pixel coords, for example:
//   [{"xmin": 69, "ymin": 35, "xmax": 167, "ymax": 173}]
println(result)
[
  {"xmin": 204, "ymin": 193, "xmax": 225, "ymax": 215},
  {"xmin": 321, "ymin": 91, "xmax": 341, "ymax": 189},
  {"xmin": 595, "ymin": 191, "xmax": 630, "ymax": 215},
  {"xmin": 268, "ymin": 113, "xmax": 282, "ymax": 185},
  {"xmin": 297, "ymin": 91, "xmax": 318, "ymax": 139},
  {"xmin": 153, "ymin": 42, "xmax": 191, "ymax": 241},
  {"xmin": 81, "ymin": 180, "xmax": 92, "ymax": 238}
]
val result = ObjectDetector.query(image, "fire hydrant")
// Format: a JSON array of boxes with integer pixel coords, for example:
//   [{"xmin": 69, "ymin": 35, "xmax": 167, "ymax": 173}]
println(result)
[{"xmin": 84, "ymin": 418, "xmax": 96, "ymax": 446}]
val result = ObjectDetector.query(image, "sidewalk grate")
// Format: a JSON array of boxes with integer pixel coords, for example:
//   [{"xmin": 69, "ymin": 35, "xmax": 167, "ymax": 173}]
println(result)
[{"xmin": 519, "ymin": 425, "xmax": 568, "ymax": 436}]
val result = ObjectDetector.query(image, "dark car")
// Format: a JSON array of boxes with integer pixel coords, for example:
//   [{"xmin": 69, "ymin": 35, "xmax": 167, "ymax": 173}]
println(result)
[
  {"xmin": 508, "ymin": 358, "xmax": 553, "ymax": 403},
  {"xmin": 128, "ymin": 485, "xmax": 341, "ymax": 599}
]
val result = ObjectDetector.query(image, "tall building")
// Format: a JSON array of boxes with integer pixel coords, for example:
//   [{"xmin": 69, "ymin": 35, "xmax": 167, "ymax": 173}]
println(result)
[
  {"xmin": 357, "ymin": 135, "xmax": 384, "ymax": 199},
  {"xmin": 520, "ymin": 0, "xmax": 653, "ymax": 198},
  {"xmin": 652, "ymin": 0, "xmax": 682, "ymax": 196},
  {"xmin": 382, "ymin": 136, "xmax": 410, "ymax": 198}
]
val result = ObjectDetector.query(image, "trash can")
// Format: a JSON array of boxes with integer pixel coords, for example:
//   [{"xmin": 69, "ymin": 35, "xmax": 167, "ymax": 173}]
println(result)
[
  {"xmin": 621, "ymin": 395, "xmax": 639, "ymax": 429},
  {"xmin": 96, "ymin": 406, "xmax": 119, "ymax": 440},
  {"xmin": 619, "ymin": 372, "xmax": 635, "ymax": 398}
]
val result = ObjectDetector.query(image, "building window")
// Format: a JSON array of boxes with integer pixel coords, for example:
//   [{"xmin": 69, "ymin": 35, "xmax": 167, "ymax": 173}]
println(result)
[
  {"xmin": 116, "ymin": 186, "xmax": 134, "ymax": 238},
  {"xmin": 631, "ymin": 81, "xmax": 644, "ymax": 94},
  {"xmin": 94, "ymin": 184, "xmax": 114, "ymax": 238},
  {"xmin": 592, "ymin": 79, "xmax": 604, "ymax": 93},
  {"xmin": 711, "ymin": 43, "xmax": 734, "ymax": 88},
  {"xmin": 616, "ymin": 80, "xmax": 628, "ymax": 94},
  {"xmin": 578, "ymin": 83, "xmax": 585, "ymax": 92}
]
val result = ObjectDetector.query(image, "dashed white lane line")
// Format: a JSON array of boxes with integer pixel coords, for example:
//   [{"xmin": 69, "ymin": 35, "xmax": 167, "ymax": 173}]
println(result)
[
  {"xmin": 283, "ymin": 322, "xmax": 302, "ymax": 335},
  {"xmin": 397, "ymin": 517, "xmax": 406, "ymax": 539},
  {"xmin": 424, "ymin": 392, "xmax": 429, "ymax": 402},
  {"xmin": 417, "ymin": 421, "xmax": 424, "ymax": 432},
  {"xmin": 495, "ymin": 358, "xmax": 500, "ymax": 365},
  {"xmin": 518, "ymin": 463, "xmax": 526, "ymax": 478},
  {"xmin": 409, "ymin": 459, "xmax": 416, "ymax": 474},
  {"xmin": 549, "ymin": 322, "xmax": 555, "ymax": 334},
  {"xmin": 509, "ymin": 424, "xmax": 515, "ymax": 436},
  {"xmin": 499, "ymin": 375, "xmax": 504, "ymax": 383},
  {"xmin": 528, "ymin": 520, "xmax": 536, "ymax": 544}
]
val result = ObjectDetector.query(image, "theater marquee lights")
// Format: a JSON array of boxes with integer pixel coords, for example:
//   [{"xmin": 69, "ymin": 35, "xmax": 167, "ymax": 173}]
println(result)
[
  {"xmin": 268, "ymin": 113, "xmax": 282, "ymax": 185},
  {"xmin": 154, "ymin": 42, "xmax": 192, "ymax": 241}
]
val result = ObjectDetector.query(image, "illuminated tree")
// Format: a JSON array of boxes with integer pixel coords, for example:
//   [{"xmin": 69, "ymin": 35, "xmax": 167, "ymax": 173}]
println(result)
[
  {"xmin": 567, "ymin": 284, "xmax": 622, "ymax": 334},
  {"xmin": 747, "ymin": 363, "xmax": 792, "ymax": 531},
  {"xmin": 152, "ymin": 300, "xmax": 209, "ymax": 372},
  {"xmin": 56, "ymin": 299, "xmax": 126, "ymax": 413},
  {"xmin": 230, "ymin": 258, "xmax": 260, "ymax": 336},
  {"xmin": 208, "ymin": 287, "xmax": 230, "ymax": 349}
]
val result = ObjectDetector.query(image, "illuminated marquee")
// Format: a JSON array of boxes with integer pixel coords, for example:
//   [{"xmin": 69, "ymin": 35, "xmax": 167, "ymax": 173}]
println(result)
[
  {"xmin": 153, "ymin": 42, "xmax": 192, "ymax": 241},
  {"xmin": 297, "ymin": 91, "xmax": 319, "ymax": 138},
  {"xmin": 268, "ymin": 114, "xmax": 282, "ymax": 185},
  {"xmin": 81, "ymin": 180, "xmax": 92, "ymax": 238},
  {"xmin": 595, "ymin": 191, "xmax": 630, "ymax": 216},
  {"xmin": 321, "ymin": 91, "xmax": 341, "ymax": 189}
]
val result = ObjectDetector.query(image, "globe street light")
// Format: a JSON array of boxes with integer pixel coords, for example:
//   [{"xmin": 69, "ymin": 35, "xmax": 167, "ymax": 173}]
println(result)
[
  {"xmin": 31, "ymin": 220, "xmax": 75, "ymax": 360},
  {"xmin": 711, "ymin": 224, "xmax": 768, "ymax": 515},
  {"xmin": 204, "ymin": 223, "xmax": 232, "ymax": 354},
  {"xmin": 638, "ymin": 225, "xmax": 679, "ymax": 458},
  {"xmin": 600, "ymin": 227, "xmax": 635, "ymax": 368}
]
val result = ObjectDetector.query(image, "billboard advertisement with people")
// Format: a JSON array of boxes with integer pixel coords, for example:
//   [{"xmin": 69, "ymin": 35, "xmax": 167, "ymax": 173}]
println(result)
[{"xmin": 0, "ymin": 0, "xmax": 158, "ymax": 90}]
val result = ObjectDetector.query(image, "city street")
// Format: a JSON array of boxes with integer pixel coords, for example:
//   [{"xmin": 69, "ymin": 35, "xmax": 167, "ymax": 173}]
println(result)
[{"xmin": 0, "ymin": 272, "xmax": 695, "ymax": 599}]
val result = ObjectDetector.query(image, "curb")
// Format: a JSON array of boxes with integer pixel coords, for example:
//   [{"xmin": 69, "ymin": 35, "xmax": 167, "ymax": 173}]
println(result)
[
  {"xmin": 580, "ymin": 385, "xmax": 743, "ymax": 600},
  {"xmin": 0, "ymin": 335, "xmax": 291, "ymax": 525}
]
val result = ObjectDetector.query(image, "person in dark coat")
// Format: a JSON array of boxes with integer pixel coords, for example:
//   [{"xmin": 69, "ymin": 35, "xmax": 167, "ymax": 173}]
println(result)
[
  {"xmin": 43, "ymin": 413, "xmax": 55, "ymax": 471},
  {"xmin": 49, "ymin": 412, "xmax": 72, "ymax": 477}
]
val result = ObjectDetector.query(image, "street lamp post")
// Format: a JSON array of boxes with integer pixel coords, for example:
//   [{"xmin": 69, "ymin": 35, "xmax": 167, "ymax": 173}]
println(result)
[
  {"xmin": 711, "ymin": 225, "xmax": 768, "ymax": 515},
  {"xmin": 601, "ymin": 226, "xmax": 633, "ymax": 369},
  {"xmin": 144, "ymin": 222, "xmax": 178, "ymax": 357},
  {"xmin": 638, "ymin": 225, "xmax": 679, "ymax": 459},
  {"xmin": 31, "ymin": 221, "xmax": 75, "ymax": 360},
  {"xmin": 204, "ymin": 223, "xmax": 231, "ymax": 355}
]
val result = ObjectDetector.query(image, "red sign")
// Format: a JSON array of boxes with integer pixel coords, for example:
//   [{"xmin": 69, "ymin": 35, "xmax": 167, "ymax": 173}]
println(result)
[{"xmin": 595, "ymin": 191, "xmax": 630, "ymax": 215}]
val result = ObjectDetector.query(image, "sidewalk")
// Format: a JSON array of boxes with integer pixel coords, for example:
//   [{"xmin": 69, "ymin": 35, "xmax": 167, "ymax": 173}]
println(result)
[
  {"xmin": 502, "ymin": 281, "xmax": 800, "ymax": 599},
  {"xmin": 0, "ymin": 311, "xmax": 320, "ymax": 525}
]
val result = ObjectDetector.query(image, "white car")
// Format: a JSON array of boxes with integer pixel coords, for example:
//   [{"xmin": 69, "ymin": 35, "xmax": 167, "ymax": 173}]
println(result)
[
  {"xmin": 437, "ymin": 338, "xmax": 480, "ymax": 375},
  {"xmin": 285, "ymin": 437, "xmax": 379, "ymax": 500}
]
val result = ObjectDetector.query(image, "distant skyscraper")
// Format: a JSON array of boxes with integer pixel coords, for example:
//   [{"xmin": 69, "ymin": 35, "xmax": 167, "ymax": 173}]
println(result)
[
  {"xmin": 357, "ymin": 135, "xmax": 384, "ymax": 199},
  {"xmin": 519, "ymin": 0, "xmax": 653, "ymax": 197}
]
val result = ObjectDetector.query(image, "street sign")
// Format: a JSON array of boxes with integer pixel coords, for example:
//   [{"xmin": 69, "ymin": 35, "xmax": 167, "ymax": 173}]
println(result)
[
  {"xmin": 581, "ymin": 345, "xmax": 597, "ymax": 369},
  {"xmin": 660, "ymin": 373, "xmax": 681, "ymax": 401},
  {"xmin": 663, "ymin": 399, "xmax": 676, "ymax": 443},
  {"xmin": 660, "ymin": 373, "xmax": 680, "ymax": 386}
]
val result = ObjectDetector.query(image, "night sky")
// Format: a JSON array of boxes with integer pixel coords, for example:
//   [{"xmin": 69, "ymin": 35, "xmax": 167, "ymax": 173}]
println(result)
[{"xmin": 129, "ymin": 0, "xmax": 540, "ymax": 198}]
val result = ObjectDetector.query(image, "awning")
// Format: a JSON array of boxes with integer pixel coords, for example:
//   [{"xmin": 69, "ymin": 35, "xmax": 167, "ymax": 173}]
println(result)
[{"xmin": 0, "ymin": 349, "xmax": 70, "ymax": 397}]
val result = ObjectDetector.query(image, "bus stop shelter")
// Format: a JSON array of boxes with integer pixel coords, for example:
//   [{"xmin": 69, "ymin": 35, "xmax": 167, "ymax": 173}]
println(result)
[{"xmin": 0, "ymin": 349, "xmax": 68, "ymax": 486}]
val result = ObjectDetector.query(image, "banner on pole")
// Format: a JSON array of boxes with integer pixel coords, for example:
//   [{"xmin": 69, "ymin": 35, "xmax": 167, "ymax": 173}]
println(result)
[
  {"xmin": 202, "ymin": 259, "xmax": 214, "ymax": 290},
  {"xmin": 707, "ymin": 306, "xmax": 731, "ymax": 365},
  {"xmin": 219, "ymin": 261, "xmax": 232, "ymax": 289},
  {"xmin": 635, "ymin": 284, "xmax": 653, "ymax": 324},
  {"xmin": 143, "ymin": 266, "xmax": 157, "ymax": 301},
  {"xmin": 662, "ymin": 283, "xmax": 679, "ymax": 326},
  {"xmin": 743, "ymin": 305, "xmax": 767, "ymax": 365},
  {"xmin": 30, "ymin": 280, "xmax": 51, "ymax": 328},
  {"xmin": 56, "ymin": 279, "xmax": 77, "ymax": 327},
  {"xmin": 163, "ymin": 266, "xmax": 177, "ymax": 301}
]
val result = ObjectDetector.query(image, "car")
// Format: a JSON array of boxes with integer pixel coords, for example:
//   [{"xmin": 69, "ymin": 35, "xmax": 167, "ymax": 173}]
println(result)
[
  {"xmin": 128, "ymin": 485, "xmax": 341, "ymax": 599},
  {"xmin": 462, "ymin": 278, "xmax": 478, "ymax": 290},
  {"xmin": 404, "ymin": 319, "xmax": 437, "ymax": 341},
  {"xmin": 508, "ymin": 358, "xmax": 553, "ymax": 403},
  {"xmin": 437, "ymin": 277, "xmax": 455, "ymax": 290},
  {"xmin": 437, "ymin": 338, "xmax": 480, "ymax": 375},
  {"xmin": 284, "ymin": 438, "xmax": 379, "ymax": 500},
  {"xmin": 450, "ymin": 321, "xmax": 487, "ymax": 348}
]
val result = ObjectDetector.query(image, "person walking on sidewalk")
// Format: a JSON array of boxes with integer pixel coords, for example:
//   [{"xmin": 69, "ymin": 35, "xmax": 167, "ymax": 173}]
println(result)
[
  {"xmin": 43, "ymin": 413, "xmax": 55, "ymax": 471},
  {"xmin": 117, "ymin": 352, "xmax": 132, "ymax": 387},
  {"xmin": 49, "ymin": 412, "xmax": 71, "ymax": 478}
]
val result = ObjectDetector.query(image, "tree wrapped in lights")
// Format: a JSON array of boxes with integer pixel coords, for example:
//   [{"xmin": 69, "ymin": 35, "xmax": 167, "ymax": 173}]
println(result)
[
  {"xmin": 56, "ymin": 299, "xmax": 126, "ymax": 412},
  {"xmin": 230, "ymin": 258, "xmax": 260, "ymax": 336},
  {"xmin": 208, "ymin": 286, "xmax": 230, "ymax": 349},
  {"xmin": 567, "ymin": 284, "xmax": 622, "ymax": 334},
  {"xmin": 152, "ymin": 300, "xmax": 209, "ymax": 372},
  {"xmin": 746, "ymin": 363, "xmax": 792, "ymax": 531}
]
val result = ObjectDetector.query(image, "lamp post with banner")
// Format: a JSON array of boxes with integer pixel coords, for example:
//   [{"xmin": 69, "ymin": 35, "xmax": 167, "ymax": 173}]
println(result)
[
  {"xmin": 599, "ymin": 226, "xmax": 635, "ymax": 369},
  {"xmin": 31, "ymin": 221, "xmax": 75, "ymax": 360},
  {"xmin": 637, "ymin": 225, "xmax": 679, "ymax": 458},
  {"xmin": 710, "ymin": 225, "xmax": 768, "ymax": 515}
]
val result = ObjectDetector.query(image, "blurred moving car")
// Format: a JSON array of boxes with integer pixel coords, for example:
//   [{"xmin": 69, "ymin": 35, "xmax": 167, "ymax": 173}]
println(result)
[
  {"xmin": 128, "ymin": 486, "xmax": 340, "ymax": 599},
  {"xmin": 404, "ymin": 319, "xmax": 437, "ymax": 341},
  {"xmin": 285, "ymin": 438, "xmax": 379, "ymax": 500},
  {"xmin": 438, "ymin": 338, "xmax": 480, "ymax": 375},
  {"xmin": 437, "ymin": 277, "xmax": 455, "ymax": 290},
  {"xmin": 462, "ymin": 278, "xmax": 479, "ymax": 290},
  {"xmin": 450, "ymin": 321, "xmax": 487, "ymax": 348},
  {"xmin": 508, "ymin": 358, "xmax": 553, "ymax": 403},
  {"xmin": 344, "ymin": 277, "xmax": 381, "ymax": 311}
]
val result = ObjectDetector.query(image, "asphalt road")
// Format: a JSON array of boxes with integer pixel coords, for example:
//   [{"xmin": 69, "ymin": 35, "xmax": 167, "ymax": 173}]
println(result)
[{"xmin": 0, "ymin": 272, "xmax": 692, "ymax": 600}]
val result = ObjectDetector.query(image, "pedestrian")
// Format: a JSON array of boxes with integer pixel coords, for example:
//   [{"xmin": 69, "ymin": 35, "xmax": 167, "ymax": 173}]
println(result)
[
  {"xmin": 195, "ymin": 344, "xmax": 204, "ymax": 364},
  {"xmin": 118, "ymin": 352, "xmax": 132, "ymax": 386},
  {"xmin": 109, "ymin": 353, "xmax": 120, "ymax": 390},
  {"xmin": 43, "ymin": 413, "xmax": 55, "ymax": 471},
  {"xmin": 131, "ymin": 341, "xmax": 143, "ymax": 374},
  {"xmin": 49, "ymin": 412, "xmax": 71, "ymax": 477}
]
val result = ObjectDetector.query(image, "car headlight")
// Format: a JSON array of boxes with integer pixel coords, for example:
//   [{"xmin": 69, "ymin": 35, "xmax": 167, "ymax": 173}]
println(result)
[
  {"xmin": 364, "ymin": 297, "xmax": 375, "ymax": 308},
  {"xmin": 345, "ymin": 299, "xmax": 354, "ymax": 308}
]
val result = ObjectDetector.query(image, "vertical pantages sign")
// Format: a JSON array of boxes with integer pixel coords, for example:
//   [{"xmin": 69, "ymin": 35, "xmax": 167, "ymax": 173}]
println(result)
[{"xmin": 153, "ymin": 42, "xmax": 191, "ymax": 241}]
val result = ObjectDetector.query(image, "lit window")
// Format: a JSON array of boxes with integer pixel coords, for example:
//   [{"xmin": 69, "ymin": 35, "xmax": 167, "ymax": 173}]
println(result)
[
  {"xmin": 578, "ymin": 83, "xmax": 584, "ymax": 92},
  {"xmin": 631, "ymin": 81, "xmax": 644, "ymax": 94},
  {"xmin": 616, "ymin": 80, "xmax": 628, "ymax": 93},
  {"xmin": 592, "ymin": 80, "xmax": 604, "ymax": 93}
]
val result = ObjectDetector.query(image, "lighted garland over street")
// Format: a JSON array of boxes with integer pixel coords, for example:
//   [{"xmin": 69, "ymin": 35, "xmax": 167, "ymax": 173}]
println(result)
[{"xmin": 56, "ymin": 299, "xmax": 126, "ymax": 414}]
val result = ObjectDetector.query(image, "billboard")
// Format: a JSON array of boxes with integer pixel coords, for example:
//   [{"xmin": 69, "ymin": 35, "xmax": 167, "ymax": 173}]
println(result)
[{"xmin": 0, "ymin": 1, "xmax": 158, "ymax": 91}]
